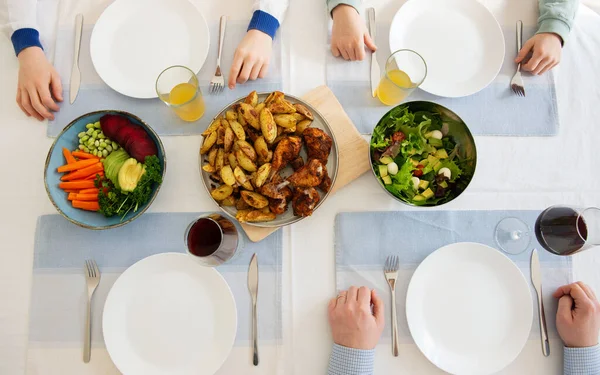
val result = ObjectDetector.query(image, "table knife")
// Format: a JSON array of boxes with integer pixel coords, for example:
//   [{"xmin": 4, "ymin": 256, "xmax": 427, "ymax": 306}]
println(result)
[
  {"xmin": 248, "ymin": 253, "xmax": 259, "ymax": 366},
  {"xmin": 70, "ymin": 14, "xmax": 84, "ymax": 104},
  {"xmin": 367, "ymin": 8, "xmax": 379, "ymax": 98},
  {"xmin": 531, "ymin": 249, "xmax": 550, "ymax": 357}
]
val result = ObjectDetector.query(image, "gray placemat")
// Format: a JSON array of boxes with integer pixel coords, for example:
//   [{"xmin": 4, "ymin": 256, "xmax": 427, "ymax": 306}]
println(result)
[
  {"xmin": 335, "ymin": 210, "xmax": 572, "ymax": 343},
  {"xmin": 28, "ymin": 213, "xmax": 282, "ymax": 349},
  {"xmin": 48, "ymin": 21, "xmax": 283, "ymax": 136},
  {"xmin": 327, "ymin": 24, "xmax": 558, "ymax": 136}
]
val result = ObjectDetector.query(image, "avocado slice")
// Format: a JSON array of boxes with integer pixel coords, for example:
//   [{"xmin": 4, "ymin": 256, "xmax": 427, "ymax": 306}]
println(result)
[
  {"xmin": 439, "ymin": 180, "xmax": 449, "ymax": 188},
  {"xmin": 379, "ymin": 156, "xmax": 393, "ymax": 165},
  {"xmin": 378, "ymin": 164, "xmax": 389, "ymax": 177},
  {"xmin": 102, "ymin": 149, "xmax": 130, "ymax": 189},
  {"xmin": 419, "ymin": 159, "xmax": 429, "ymax": 167},
  {"xmin": 413, "ymin": 195, "xmax": 426, "ymax": 202},
  {"xmin": 427, "ymin": 155, "xmax": 439, "ymax": 165},
  {"xmin": 418, "ymin": 180, "xmax": 430, "ymax": 190},
  {"xmin": 428, "ymin": 138, "xmax": 443, "ymax": 147},
  {"xmin": 435, "ymin": 149, "xmax": 449, "ymax": 159},
  {"xmin": 422, "ymin": 188, "xmax": 435, "ymax": 199},
  {"xmin": 433, "ymin": 161, "xmax": 443, "ymax": 173},
  {"xmin": 382, "ymin": 175, "xmax": 392, "ymax": 185},
  {"xmin": 118, "ymin": 158, "xmax": 145, "ymax": 192}
]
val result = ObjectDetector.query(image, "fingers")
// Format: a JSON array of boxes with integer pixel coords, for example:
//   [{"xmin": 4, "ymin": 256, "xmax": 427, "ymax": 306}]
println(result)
[
  {"xmin": 523, "ymin": 49, "xmax": 544, "ymax": 72},
  {"xmin": 21, "ymin": 90, "xmax": 43, "ymax": 121},
  {"xmin": 38, "ymin": 84, "xmax": 59, "ymax": 113},
  {"xmin": 258, "ymin": 63, "xmax": 269, "ymax": 79},
  {"xmin": 357, "ymin": 286, "xmax": 371, "ymax": 306},
  {"xmin": 557, "ymin": 295, "xmax": 574, "ymax": 322},
  {"xmin": 339, "ymin": 47, "xmax": 350, "ymax": 61},
  {"xmin": 50, "ymin": 70, "xmax": 63, "ymax": 102},
  {"xmin": 331, "ymin": 45, "xmax": 341, "ymax": 58},
  {"xmin": 364, "ymin": 33, "xmax": 377, "ymax": 52},
  {"xmin": 371, "ymin": 289, "xmax": 385, "ymax": 326},
  {"xmin": 515, "ymin": 39, "xmax": 534, "ymax": 63},
  {"xmin": 328, "ymin": 297, "xmax": 336, "ymax": 315},
  {"xmin": 347, "ymin": 286, "xmax": 358, "ymax": 302},
  {"xmin": 532, "ymin": 57, "xmax": 551, "ymax": 75},
  {"xmin": 336, "ymin": 290, "xmax": 347, "ymax": 307},
  {"xmin": 554, "ymin": 283, "xmax": 593, "ymax": 306},
  {"xmin": 577, "ymin": 281, "xmax": 598, "ymax": 301},
  {"xmin": 16, "ymin": 90, "xmax": 29, "ymax": 117},
  {"xmin": 28, "ymin": 86, "xmax": 53, "ymax": 120},
  {"xmin": 347, "ymin": 47, "xmax": 356, "ymax": 61},
  {"xmin": 539, "ymin": 62, "xmax": 558, "ymax": 75},
  {"xmin": 355, "ymin": 45, "xmax": 365, "ymax": 61},
  {"xmin": 228, "ymin": 53, "xmax": 244, "ymax": 89}
]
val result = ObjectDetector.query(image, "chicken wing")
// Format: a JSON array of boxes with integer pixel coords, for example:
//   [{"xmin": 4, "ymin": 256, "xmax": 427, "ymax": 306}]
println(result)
[
  {"xmin": 271, "ymin": 136, "xmax": 302, "ymax": 172},
  {"xmin": 261, "ymin": 182, "xmax": 293, "ymax": 215},
  {"xmin": 303, "ymin": 128, "xmax": 332, "ymax": 163},
  {"xmin": 318, "ymin": 167, "xmax": 332, "ymax": 193},
  {"xmin": 287, "ymin": 158, "xmax": 325, "ymax": 188},
  {"xmin": 292, "ymin": 187, "xmax": 320, "ymax": 217}
]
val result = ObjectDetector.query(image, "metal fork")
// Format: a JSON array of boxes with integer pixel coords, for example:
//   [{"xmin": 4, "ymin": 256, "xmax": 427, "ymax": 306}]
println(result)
[
  {"xmin": 210, "ymin": 16, "xmax": 227, "ymax": 94},
  {"xmin": 510, "ymin": 20, "xmax": 525, "ymax": 97},
  {"xmin": 384, "ymin": 255, "xmax": 400, "ymax": 357},
  {"xmin": 83, "ymin": 260, "xmax": 101, "ymax": 363}
]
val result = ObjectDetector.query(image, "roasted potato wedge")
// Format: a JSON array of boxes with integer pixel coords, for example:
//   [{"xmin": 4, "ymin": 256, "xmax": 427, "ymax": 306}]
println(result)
[
  {"xmin": 236, "ymin": 149, "xmax": 257, "ymax": 172},
  {"xmin": 244, "ymin": 90, "xmax": 259, "ymax": 107},
  {"xmin": 220, "ymin": 165, "xmax": 236, "ymax": 186},
  {"xmin": 237, "ymin": 140, "xmax": 257, "ymax": 161},
  {"xmin": 292, "ymin": 113, "xmax": 305, "ymax": 122},
  {"xmin": 239, "ymin": 103, "xmax": 260, "ymax": 130},
  {"xmin": 265, "ymin": 91, "xmax": 283, "ymax": 106},
  {"xmin": 283, "ymin": 126, "xmax": 296, "ymax": 133},
  {"xmin": 221, "ymin": 118, "xmax": 229, "ymax": 128},
  {"xmin": 241, "ymin": 191, "xmax": 269, "ymax": 209},
  {"xmin": 254, "ymin": 163, "xmax": 271, "ymax": 188},
  {"xmin": 255, "ymin": 102, "xmax": 265, "ymax": 113},
  {"xmin": 202, "ymin": 164, "xmax": 216, "ymax": 173},
  {"xmin": 246, "ymin": 210, "xmax": 276, "ymax": 223},
  {"xmin": 260, "ymin": 108, "xmax": 277, "ymax": 143},
  {"xmin": 211, "ymin": 184, "xmax": 233, "ymax": 201},
  {"xmin": 208, "ymin": 147, "xmax": 218, "ymax": 166},
  {"xmin": 235, "ymin": 209, "xmax": 252, "ymax": 222},
  {"xmin": 229, "ymin": 120, "xmax": 246, "ymax": 140},
  {"xmin": 224, "ymin": 126, "xmax": 234, "ymax": 153},
  {"xmin": 254, "ymin": 136, "xmax": 270, "ymax": 162},
  {"xmin": 234, "ymin": 104, "xmax": 247, "ymax": 126},
  {"xmin": 296, "ymin": 119, "xmax": 312, "ymax": 135},
  {"xmin": 200, "ymin": 131, "xmax": 217, "ymax": 154},
  {"xmin": 236, "ymin": 197, "xmax": 250, "ymax": 210},
  {"xmin": 268, "ymin": 97, "xmax": 296, "ymax": 114},
  {"xmin": 221, "ymin": 195, "xmax": 236, "ymax": 206},
  {"xmin": 215, "ymin": 148, "xmax": 225, "ymax": 172},
  {"xmin": 216, "ymin": 125, "xmax": 225, "ymax": 145},
  {"xmin": 228, "ymin": 152, "xmax": 238, "ymax": 169},
  {"xmin": 234, "ymin": 166, "xmax": 254, "ymax": 190},
  {"xmin": 274, "ymin": 114, "xmax": 297, "ymax": 128},
  {"xmin": 294, "ymin": 103, "xmax": 314, "ymax": 120},
  {"xmin": 202, "ymin": 119, "xmax": 221, "ymax": 136},
  {"xmin": 225, "ymin": 110, "xmax": 237, "ymax": 121}
]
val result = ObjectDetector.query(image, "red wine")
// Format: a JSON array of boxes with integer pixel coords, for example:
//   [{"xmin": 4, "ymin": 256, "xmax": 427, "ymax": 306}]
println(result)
[
  {"xmin": 535, "ymin": 207, "xmax": 588, "ymax": 255},
  {"xmin": 187, "ymin": 218, "xmax": 222, "ymax": 257}
]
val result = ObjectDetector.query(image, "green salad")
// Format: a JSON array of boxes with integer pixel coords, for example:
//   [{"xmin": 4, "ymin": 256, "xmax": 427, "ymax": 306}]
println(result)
[{"xmin": 370, "ymin": 105, "xmax": 474, "ymax": 206}]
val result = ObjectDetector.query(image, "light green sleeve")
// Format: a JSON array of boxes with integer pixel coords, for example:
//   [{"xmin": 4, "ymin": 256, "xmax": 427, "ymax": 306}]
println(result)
[
  {"xmin": 327, "ymin": 0, "xmax": 362, "ymax": 16},
  {"xmin": 537, "ymin": 0, "xmax": 579, "ymax": 44}
]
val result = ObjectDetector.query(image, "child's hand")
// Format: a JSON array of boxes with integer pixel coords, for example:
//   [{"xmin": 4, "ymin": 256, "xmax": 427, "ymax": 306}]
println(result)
[
  {"xmin": 229, "ymin": 30, "xmax": 273, "ymax": 89},
  {"xmin": 515, "ymin": 33, "xmax": 562, "ymax": 75},
  {"xmin": 331, "ymin": 5, "xmax": 376, "ymax": 61}
]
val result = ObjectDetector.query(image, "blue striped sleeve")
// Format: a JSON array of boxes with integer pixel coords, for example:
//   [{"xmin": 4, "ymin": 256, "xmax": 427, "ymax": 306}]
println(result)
[
  {"xmin": 564, "ymin": 345, "xmax": 600, "ymax": 375},
  {"xmin": 247, "ymin": 10, "xmax": 280, "ymax": 39},
  {"xmin": 328, "ymin": 344, "xmax": 375, "ymax": 375},
  {"xmin": 11, "ymin": 28, "xmax": 43, "ymax": 56}
]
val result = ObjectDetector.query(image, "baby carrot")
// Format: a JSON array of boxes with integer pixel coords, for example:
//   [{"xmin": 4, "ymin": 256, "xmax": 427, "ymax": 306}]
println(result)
[
  {"xmin": 57, "ymin": 158, "xmax": 99, "ymax": 173},
  {"xmin": 79, "ymin": 188, "xmax": 99, "ymax": 195},
  {"xmin": 63, "ymin": 148, "xmax": 77, "ymax": 164},
  {"xmin": 67, "ymin": 193, "xmax": 78, "ymax": 201},
  {"xmin": 72, "ymin": 200, "xmax": 99, "ymax": 211},
  {"xmin": 84, "ymin": 171, "xmax": 104, "ymax": 180},
  {"xmin": 73, "ymin": 193, "xmax": 99, "ymax": 202},
  {"xmin": 71, "ymin": 151, "xmax": 99, "ymax": 160},
  {"xmin": 59, "ymin": 181, "xmax": 95, "ymax": 190},
  {"xmin": 61, "ymin": 163, "xmax": 103, "ymax": 181}
]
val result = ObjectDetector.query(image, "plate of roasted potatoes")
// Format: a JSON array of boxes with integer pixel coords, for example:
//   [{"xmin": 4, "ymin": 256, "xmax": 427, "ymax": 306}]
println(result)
[{"xmin": 199, "ymin": 91, "xmax": 339, "ymax": 227}]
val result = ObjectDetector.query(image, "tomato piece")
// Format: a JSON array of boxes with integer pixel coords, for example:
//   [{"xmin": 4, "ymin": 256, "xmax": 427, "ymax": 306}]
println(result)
[
  {"xmin": 392, "ymin": 131, "xmax": 406, "ymax": 143},
  {"xmin": 416, "ymin": 164, "xmax": 424, "ymax": 169},
  {"xmin": 413, "ymin": 169, "xmax": 423, "ymax": 177}
]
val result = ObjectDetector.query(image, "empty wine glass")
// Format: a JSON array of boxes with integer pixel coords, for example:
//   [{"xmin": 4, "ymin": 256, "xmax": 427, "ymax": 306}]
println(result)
[{"xmin": 495, "ymin": 217, "xmax": 532, "ymax": 255}]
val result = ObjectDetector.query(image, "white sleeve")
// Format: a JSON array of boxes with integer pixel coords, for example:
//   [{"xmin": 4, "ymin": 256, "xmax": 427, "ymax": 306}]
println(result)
[
  {"xmin": 253, "ymin": 0, "xmax": 289, "ymax": 25},
  {"xmin": 4, "ymin": 0, "xmax": 38, "ymax": 33}
]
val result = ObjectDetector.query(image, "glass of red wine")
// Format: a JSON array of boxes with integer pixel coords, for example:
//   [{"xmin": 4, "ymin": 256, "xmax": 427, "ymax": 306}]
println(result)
[
  {"xmin": 184, "ymin": 213, "xmax": 243, "ymax": 266},
  {"xmin": 535, "ymin": 206, "xmax": 600, "ymax": 256}
]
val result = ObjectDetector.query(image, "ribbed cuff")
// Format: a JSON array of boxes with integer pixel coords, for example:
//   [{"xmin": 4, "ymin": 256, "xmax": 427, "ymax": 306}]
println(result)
[
  {"xmin": 537, "ymin": 19, "xmax": 571, "ymax": 46},
  {"xmin": 11, "ymin": 28, "xmax": 43, "ymax": 56},
  {"xmin": 564, "ymin": 345, "xmax": 600, "ymax": 375},
  {"xmin": 247, "ymin": 10, "xmax": 279, "ymax": 40},
  {"xmin": 328, "ymin": 0, "xmax": 361, "ymax": 17},
  {"xmin": 327, "ymin": 344, "xmax": 375, "ymax": 375}
]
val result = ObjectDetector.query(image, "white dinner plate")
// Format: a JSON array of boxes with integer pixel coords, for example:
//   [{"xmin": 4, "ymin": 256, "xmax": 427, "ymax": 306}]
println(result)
[
  {"xmin": 90, "ymin": 0, "xmax": 210, "ymax": 98},
  {"xmin": 389, "ymin": 0, "xmax": 505, "ymax": 97},
  {"xmin": 103, "ymin": 253, "xmax": 237, "ymax": 375},
  {"xmin": 406, "ymin": 243, "xmax": 532, "ymax": 375}
]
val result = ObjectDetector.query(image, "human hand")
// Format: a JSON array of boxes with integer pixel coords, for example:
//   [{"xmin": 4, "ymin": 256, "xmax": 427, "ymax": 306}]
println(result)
[
  {"xmin": 553, "ymin": 282, "xmax": 600, "ymax": 348},
  {"xmin": 328, "ymin": 286, "xmax": 385, "ymax": 349},
  {"xmin": 17, "ymin": 47, "xmax": 62, "ymax": 121},
  {"xmin": 228, "ymin": 30, "xmax": 272, "ymax": 89},
  {"xmin": 515, "ymin": 33, "xmax": 562, "ymax": 75},
  {"xmin": 331, "ymin": 5, "xmax": 376, "ymax": 61}
]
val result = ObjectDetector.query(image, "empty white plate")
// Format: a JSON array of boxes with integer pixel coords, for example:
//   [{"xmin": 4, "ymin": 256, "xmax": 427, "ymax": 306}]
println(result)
[
  {"xmin": 406, "ymin": 243, "xmax": 532, "ymax": 375},
  {"xmin": 389, "ymin": 0, "xmax": 505, "ymax": 97},
  {"xmin": 103, "ymin": 253, "xmax": 237, "ymax": 375},
  {"xmin": 90, "ymin": 0, "xmax": 210, "ymax": 98}
]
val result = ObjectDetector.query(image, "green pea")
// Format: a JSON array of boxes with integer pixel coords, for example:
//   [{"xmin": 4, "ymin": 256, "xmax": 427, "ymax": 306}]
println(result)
[
  {"xmin": 87, "ymin": 140, "xmax": 95, "ymax": 148},
  {"xmin": 86, "ymin": 123, "xmax": 95, "ymax": 129},
  {"xmin": 106, "ymin": 145, "xmax": 113, "ymax": 152},
  {"xmin": 86, "ymin": 128, "xmax": 94, "ymax": 135},
  {"xmin": 83, "ymin": 147, "xmax": 90, "ymax": 153},
  {"xmin": 78, "ymin": 132, "xmax": 86, "ymax": 138},
  {"xmin": 79, "ymin": 144, "xmax": 85, "ymax": 150},
  {"xmin": 102, "ymin": 149, "xmax": 108, "ymax": 157},
  {"xmin": 92, "ymin": 130, "xmax": 99, "ymax": 137},
  {"xmin": 99, "ymin": 142, "xmax": 107, "ymax": 148},
  {"xmin": 112, "ymin": 142, "xmax": 119, "ymax": 149},
  {"xmin": 98, "ymin": 133, "xmax": 105, "ymax": 139},
  {"xmin": 81, "ymin": 135, "xmax": 89, "ymax": 142},
  {"xmin": 94, "ymin": 122, "xmax": 101, "ymax": 129}
]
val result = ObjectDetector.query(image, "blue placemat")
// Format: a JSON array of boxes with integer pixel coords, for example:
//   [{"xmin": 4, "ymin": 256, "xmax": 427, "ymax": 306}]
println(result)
[
  {"xmin": 48, "ymin": 21, "xmax": 283, "ymax": 137},
  {"xmin": 335, "ymin": 210, "xmax": 572, "ymax": 343},
  {"xmin": 327, "ymin": 24, "xmax": 558, "ymax": 136},
  {"xmin": 28, "ymin": 213, "xmax": 282, "ymax": 348}
]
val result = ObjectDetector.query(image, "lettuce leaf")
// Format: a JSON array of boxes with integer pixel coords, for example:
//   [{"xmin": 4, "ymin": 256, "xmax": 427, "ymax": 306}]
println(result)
[{"xmin": 384, "ymin": 159, "xmax": 415, "ymax": 200}]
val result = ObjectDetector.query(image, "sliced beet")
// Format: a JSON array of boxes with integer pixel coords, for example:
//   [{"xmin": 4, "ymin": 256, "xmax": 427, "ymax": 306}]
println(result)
[
  {"xmin": 129, "ymin": 137, "xmax": 158, "ymax": 163},
  {"xmin": 114, "ymin": 125, "xmax": 138, "ymax": 146},
  {"xmin": 124, "ymin": 129, "xmax": 149, "ymax": 151},
  {"xmin": 100, "ymin": 114, "xmax": 128, "ymax": 139}
]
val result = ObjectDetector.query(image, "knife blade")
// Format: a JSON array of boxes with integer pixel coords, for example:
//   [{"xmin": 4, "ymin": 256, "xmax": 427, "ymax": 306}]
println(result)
[
  {"xmin": 531, "ymin": 249, "xmax": 550, "ymax": 357},
  {"xmin": 70, "ymin": 14, "xmax": 84, "ymax": 104},
  {"xmin": 367, "ymin": 8, "xmax": 380, "ymax": 98},
  {"xmin": 248, "ymin": 253, "xmax": 259, "ymax": 365}
]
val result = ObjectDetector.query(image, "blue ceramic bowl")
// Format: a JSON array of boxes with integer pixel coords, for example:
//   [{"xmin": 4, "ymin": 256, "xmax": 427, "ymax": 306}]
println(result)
[{"xmin": 44, "ymin": 110, "xmax": 166, "ymax": 229}]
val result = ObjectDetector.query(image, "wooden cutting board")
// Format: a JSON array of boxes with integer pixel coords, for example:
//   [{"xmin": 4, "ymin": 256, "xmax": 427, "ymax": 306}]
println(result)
[{"xmin": 241, "ymin": 85, "xmax": 371, "ymax": 242}]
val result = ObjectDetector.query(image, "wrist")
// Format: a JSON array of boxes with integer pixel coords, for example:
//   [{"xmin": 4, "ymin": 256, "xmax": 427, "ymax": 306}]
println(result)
[
  {"xmin": 332, "ymin": 4, "xmax": 359, "ymax": 20},
  {"xmin": 17, "ymin": 46, "xmax": 44, "ymax": 62}
]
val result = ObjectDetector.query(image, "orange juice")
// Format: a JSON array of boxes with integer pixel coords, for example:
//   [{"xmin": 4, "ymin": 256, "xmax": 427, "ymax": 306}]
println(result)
[
  {"xmin": 376, "ymin": 69, "xmax": 414, "ymax": 106},
  {"xmin": 168, "ymin": 82, "xmax": 205, "ymax": 122}
]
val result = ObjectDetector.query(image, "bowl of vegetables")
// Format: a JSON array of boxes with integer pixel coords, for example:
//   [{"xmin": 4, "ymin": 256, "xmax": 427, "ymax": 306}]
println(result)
[
  {"xmin": 44, "ymin": 110, "xmax": 166, "ymax": 229},
  {"xmin": 369, "ymin": 102, "xmax": 476, "ymax": 206}
]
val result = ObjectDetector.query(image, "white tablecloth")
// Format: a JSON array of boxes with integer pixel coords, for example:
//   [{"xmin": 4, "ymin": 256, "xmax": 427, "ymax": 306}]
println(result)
[{"xmin": 1, "ymin": 0, "xmax": 600, "ymax": 374}]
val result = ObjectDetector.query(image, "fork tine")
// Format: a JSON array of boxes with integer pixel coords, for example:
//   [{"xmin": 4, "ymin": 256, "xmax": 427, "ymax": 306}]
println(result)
[
  {"xmin": 92, "ymin": 260, "xmax": 99, "ymax": 279},
  {"xmin": 84, "ymin": 260, "xmax": 90, "ymax": 278},
  {"xmin": 395, "ymin": 256, "xmax": 399, "ymax": 270},
  {"xmin": 385, "ymin": 256, "xmax": 390, "ymax": 271}
]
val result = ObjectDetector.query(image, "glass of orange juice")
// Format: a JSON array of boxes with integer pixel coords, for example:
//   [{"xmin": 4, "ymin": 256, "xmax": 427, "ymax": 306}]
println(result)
[
  {"xmin": 156, "ymin": 65, "xmax": 205, "ymax": 122},
  {"xmin": 376, "ymin": 50, "xmax": 427, "ymax": 106}
]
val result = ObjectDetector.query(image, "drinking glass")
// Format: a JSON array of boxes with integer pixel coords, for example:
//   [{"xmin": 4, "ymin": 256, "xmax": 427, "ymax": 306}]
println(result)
[
  {"xmin": 156, "ymin": 65, "xmax": 205, "ymax": 122},
  {"xmin": 376, "ymin": 49, "xmax": 427, "ymax": 106},
  {"xmin": 184, "ymin": 213, "xmax": 243, "ymax": 267},
  {"xmin": 535, "ymin": 206, "xmax": 600, "ymax": 256},
  {"xmin": 495, "ymin": 217, "xmax": 532, "ymax": 255}
]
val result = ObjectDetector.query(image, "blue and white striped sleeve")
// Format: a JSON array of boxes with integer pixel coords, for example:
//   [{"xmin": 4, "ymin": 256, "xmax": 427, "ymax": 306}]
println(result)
[
  {"xmin": 328, "ymin": 344, "xmax": 375, "ymax": 375},
  {"xmin": 247, "ymin": 0, "xmax": 289, "ymax": 40},
  {"xmin": 564, "ymin": 345, "xmax": 600, "ymax": 375}
]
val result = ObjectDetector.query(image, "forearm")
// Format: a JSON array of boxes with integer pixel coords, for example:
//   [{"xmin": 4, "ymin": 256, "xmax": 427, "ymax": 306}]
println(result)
[
  {"xmin": 564, "ymin": 345, "xmax": 600, "ymax": 375},
  {"xmin": 327, "ymin": 344, "xmax": 375, "ymax": 375},
  {"xmin": 326, "ymin": 0, "xmax": 362, "ymax": 16},
  {"xmin": 248, "ymin": 0, "xmax": 289, "ymax": 39},
  {"xmin": 537, "ymin": 0, "xmax": 579, "ymax": 44},
  {"xmin": 4, "ymin": 0, "xmax": 42, "ymax": 56}
]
